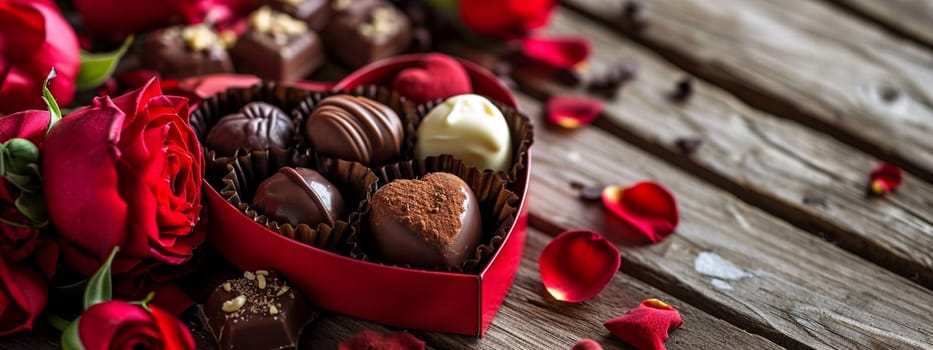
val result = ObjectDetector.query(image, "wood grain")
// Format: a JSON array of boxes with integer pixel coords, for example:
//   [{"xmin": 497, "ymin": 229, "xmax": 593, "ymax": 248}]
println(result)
[
  {"xmin": 512, "ymin": 92, "xmax": 933, "ymax": 349},
  {"xmin": 825, "ymin": 0, "xmax": 933, "ymax": 48},
  {"xmin": 564, "ymin": 0, "xmax": 933, "ymax": 183},
  {"xmin": 300, "ymin": 228, "xmax": 781, "ymax": 350},
  {"xmin": 0, "ymin": 228, "xmax": 778, "ymax": 350},
  {"xmin": 515, "ymin": 8, "xmax": 933, "ymax": 289}
]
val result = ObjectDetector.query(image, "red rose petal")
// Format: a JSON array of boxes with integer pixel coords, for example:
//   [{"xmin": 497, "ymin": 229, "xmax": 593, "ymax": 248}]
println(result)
[
  {"xmin": 338, "ymin": 330, "xmax": 425, "ymax": 350},
  {"xmin": 539, "ymin": 230, "xmax": 621, "ymax": 303},
  {"xmin": 571, "ymin": 339, "xmax": 604, "ymax": 350},
  {"xmin": 547, "ymin": 95, "xmax": 603, "ymax": 129},
  {"xmin": 521, "ymin": 36, "xmax": 591, "ymax": 70},
  {"xmin": 604, "ymin": 298, "xmax": 683, "ymax": 350},
  {"xmin": 869, "ymin": 162, "xmax": 902, "ymax": 195},
  {"xmin": 602, "ymin": 182, "xmax": 679, "ymax": 244}
]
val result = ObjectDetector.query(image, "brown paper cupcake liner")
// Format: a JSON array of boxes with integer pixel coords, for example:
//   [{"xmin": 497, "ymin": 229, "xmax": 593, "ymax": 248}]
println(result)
[
  {"xmin": 220, "ymin": 148, "xmax": 379, "ymax": 252},
  {"xmin": 291, "ymin": 85, "xmax": 419, "ymax": 166},
  {"xmin": 414, "ymin": 98, "xmax": 534, "ymax": 185},
  {"xmin": 190, "ymin": 82, "xmax": 317, "ymax": 189},
  {"xmin": 348, "ymin": 155, "xmax": 520, "ymax": 274}
]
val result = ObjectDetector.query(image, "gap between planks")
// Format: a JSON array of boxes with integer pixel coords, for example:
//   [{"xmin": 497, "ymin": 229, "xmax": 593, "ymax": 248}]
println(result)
[
  {"xmin": 511, "ymin": 6, "xmax": 933, "ymax": 290},
  {"xmin": 511, "ymin": 91, "xmax": 933, "ymax": 350},
  {"xmin": 298, "ymin": 227, "xmax": 781, "ymax": 350},
  {"xmin": 562, "ymin": 0, "xmax": 933, "ymax": 185},
  {"xmin": 820, "ymin": 0, "xmax": 933, "ymax": 51}
]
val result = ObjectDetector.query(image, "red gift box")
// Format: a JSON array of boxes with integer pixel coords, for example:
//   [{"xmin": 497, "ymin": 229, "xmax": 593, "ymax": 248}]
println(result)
[{"xmin": 205, "ymin": 54, "xmax": 530, "ymax": 336}]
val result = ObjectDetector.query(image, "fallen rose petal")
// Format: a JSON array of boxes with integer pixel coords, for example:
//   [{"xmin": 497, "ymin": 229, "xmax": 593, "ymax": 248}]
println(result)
[
  {"xmin": 521, "ymin": 36, "xmax": 591, "ymax": 70},
  {"xmin": 604, "ymin": 298, "xmax": 683, "ymax": 350},
  {"xmin": 571, "ymin": 339, "xmax": 604, "ymax": 350},
  {"xmin": 547, "ymin": 96, "xmax": 603, "ymax": 129},
  {"xmin": 539, "ymin": 230, "xmax": 620, "ymax": 303},
  {"xmin": 602, "ymin": 182, "xmax": 679, "ymax": 244},
  {"xmin": 338, "ymin": 330, "xmax": 425, "ymax": 350},
  {"xmin": 869, "ymin": 163, "xmax": 902, "ymax": 195}
]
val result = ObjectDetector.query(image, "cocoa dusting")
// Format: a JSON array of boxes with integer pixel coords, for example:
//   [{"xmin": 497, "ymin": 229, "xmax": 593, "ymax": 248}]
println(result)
[{"xmin": 373, "ymin": 173, "xmax": 468, "ymax": 249}]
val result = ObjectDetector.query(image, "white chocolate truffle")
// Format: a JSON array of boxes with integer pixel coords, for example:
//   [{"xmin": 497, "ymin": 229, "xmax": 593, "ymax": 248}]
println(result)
[{"xmin": 414, "ymin": 94, "xmax": 512, "ymax": 171}]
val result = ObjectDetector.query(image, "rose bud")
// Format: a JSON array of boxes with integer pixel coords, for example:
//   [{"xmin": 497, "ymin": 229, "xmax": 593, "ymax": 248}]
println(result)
[
  {"xmin": 73, "ymin": 0, "xmax": 257, "ymax": 37},
  {"xmin": 64, "ymin": 300, "xmax": 195, "ymax": 350},
  {"xmin": 42, "ymin": 79, "xmax": 206, "ymax": 281},
  {"xmin": 458, "ymin": 0, "xmax": 557, "ymax": 39},
  {"xmin": 0, "ymin": 0, "xmax": 79, "ymax": 114}
]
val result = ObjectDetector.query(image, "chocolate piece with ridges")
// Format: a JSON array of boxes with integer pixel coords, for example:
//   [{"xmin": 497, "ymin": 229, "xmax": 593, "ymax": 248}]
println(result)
[
  {"xmin": 305, "ymin": 95, "xmax": 404, "ymax": 165},
  {"xmin": 206, "ymin": 102, "xmax": 294, "ymax": 156}
]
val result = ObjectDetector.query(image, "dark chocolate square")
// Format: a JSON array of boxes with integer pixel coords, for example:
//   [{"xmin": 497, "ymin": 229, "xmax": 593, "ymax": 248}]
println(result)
[
  {"xmin": 141, "ymin": 25, "xmax": 234, "ymax": 79},
  {"xmin": 322, "ymin": 0, "xmax": 412, "ymax": 68}
]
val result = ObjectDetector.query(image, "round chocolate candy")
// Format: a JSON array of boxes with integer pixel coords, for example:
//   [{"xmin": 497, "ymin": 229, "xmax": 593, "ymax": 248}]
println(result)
[
  {"xmin": 369, "ymin": 172, "xmax": 482, "ymax": 269},
  {"xmin": 414, "ymin": 94, "xmax": 512, "ymax": 172},
  {"xmin": 304, "ymin": 95, "xmax": 404, "ymax": 165},
  {"xmin": 252, "ymin": 167, "xmax": 346, "ymax": 227},
  {"xmin": 206, "ymin": 102, "xmax": 294, "ymax": 156}
]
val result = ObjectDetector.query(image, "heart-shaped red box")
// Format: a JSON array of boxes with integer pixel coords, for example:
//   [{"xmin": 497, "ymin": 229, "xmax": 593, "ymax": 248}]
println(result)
[{"xmin": 204, "ymin": 54, "xmax": 530, "ymax": 336}]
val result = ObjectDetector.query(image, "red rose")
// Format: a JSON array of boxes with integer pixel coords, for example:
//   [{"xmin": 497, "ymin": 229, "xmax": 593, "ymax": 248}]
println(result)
[
  {"xmin": 42, "ymin": 79, "xmax": 206, "ymax": 278},
  {"xmin": 0, "ymin": 110, "xmax": 58, "ymax": 335},
  {"xmin": 73, "ymin": 0, "xmax": 258, "ymax": 37},
  {"xmin": 459, "ymin": 0, "xmax": 556, "ymax": 39},
  {"xmin": 0, "ymin": 0, "xmax": 80, "ymax": 114},
  {"xmin": 74, "ymin": 301, "xmax": 195, "ymax": 350}
]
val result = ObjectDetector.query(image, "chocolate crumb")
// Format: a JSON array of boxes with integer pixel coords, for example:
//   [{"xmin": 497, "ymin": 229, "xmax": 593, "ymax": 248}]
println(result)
[
  {"xmin": 622, "ymin": 1, "xmax": 649, "ymax": 31},
  {"xmin": 555, "ymin": 69, "xmax": 582, "ymax": 87},
  {"xmin": 579, "ymin": 185, "xmax": 605, "ymax": 201},
  {"xmin": 674, "ymin": 137, "xmax": 703, "ymax": 154},
  {"xmin": 670, "ymin": 77, "xmax": 694, "ymax": 102},
  {"xmin": 588, "ymin": 59, "xmax": 638, "ymax": 98}
]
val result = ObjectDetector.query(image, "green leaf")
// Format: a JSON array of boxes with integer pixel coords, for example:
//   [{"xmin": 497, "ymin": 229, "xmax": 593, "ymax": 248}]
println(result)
[
  {"xmin": 42, "ymin": 69, "xmax": 62, "ymax": 132},
  {"xmin": 60, "ymin": 316, "xmax": 86, "ymax": 350},
  {"xmin": 14, "ymin": 192, "xmax": 47, "ymax": 225},
  {"xmin": 84, "ymin": 246, "xmax": 119, "ymax": 310},
  {"xmin": 75, "ymin": 36, "xmax": 133, "ymax": 91},
  {"xmin": 3, "ymin": 172, "xmax": 35, "ymax": 192}
]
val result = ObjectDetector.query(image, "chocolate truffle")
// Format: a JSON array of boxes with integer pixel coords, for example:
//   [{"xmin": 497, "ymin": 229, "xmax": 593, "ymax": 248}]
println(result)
[
  {"xmin": 304, "ymin": 95, "xmax": 404, "ymax": 165},
  {"xmin": 141, "ymin": 24, "xmax": 234, "ymax": 79},
  {"xmin": 229, "ymin": 6, "xmax": 325, "ymax": 81},
  {"xmin": 369, "ymin": 172, "xmax": 482, "ymax": 269},
  {"xmin": 205, "ymin": 102, "xmax": 293, "ymax": 156},
  {"xmin": 414, "ymin": 94, "xmax": 513, "ymax": 172},
  {"xmin": 322, "ymin": 0, "xmax": 412, "ymax": 68},
  {"xmin": 252, "ymin": 167, "xmax": 346, "ymax": 227},
  {"xmin": 271, "ymin": 0, "xmax": 333, "ymax": 31},
  {"xmin": 202, "ymin": 270, "xmax": 312, "ymax": 350}
]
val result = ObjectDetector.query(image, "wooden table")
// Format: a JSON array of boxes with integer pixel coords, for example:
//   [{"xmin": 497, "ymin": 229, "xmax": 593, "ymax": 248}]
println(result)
[{"xmin": 5, "ymin": 0, "xmax": 933, "ymax": 349}]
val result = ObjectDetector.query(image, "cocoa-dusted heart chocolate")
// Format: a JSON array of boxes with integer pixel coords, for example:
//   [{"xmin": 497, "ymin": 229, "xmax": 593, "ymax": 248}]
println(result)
[
  {"xmin": 391, "ymin": 53, "xmax": 472, "ymax": 104},
  {"xmin": 369, "ymin": 172, "xmax": 482, "ymax": 269}
]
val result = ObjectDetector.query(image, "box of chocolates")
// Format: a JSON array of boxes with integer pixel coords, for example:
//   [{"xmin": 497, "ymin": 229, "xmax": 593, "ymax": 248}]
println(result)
[{"xmin": 193, "ymin": 54, "xmax": 532, "ymax": 336}]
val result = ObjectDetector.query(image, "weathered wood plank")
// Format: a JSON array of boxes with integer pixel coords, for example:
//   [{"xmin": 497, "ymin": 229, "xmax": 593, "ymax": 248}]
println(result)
[
  {"xmin": 299, "ymin": 227, "xmax": 781, "ymax": 350},
  {"xmin": 825, "ymin": 0, "xmax": 933, "ymax": 49},
  {"xmin": 512, "ymin": 92, "xmax": 933, "ymax": 349},
  {"xmin": 514, "ymin": 8, "xmax": 933, "ymax": 289},
  {"xmin": 564, "ymin": 0, "xmax": 933, "ymax": 183}
]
